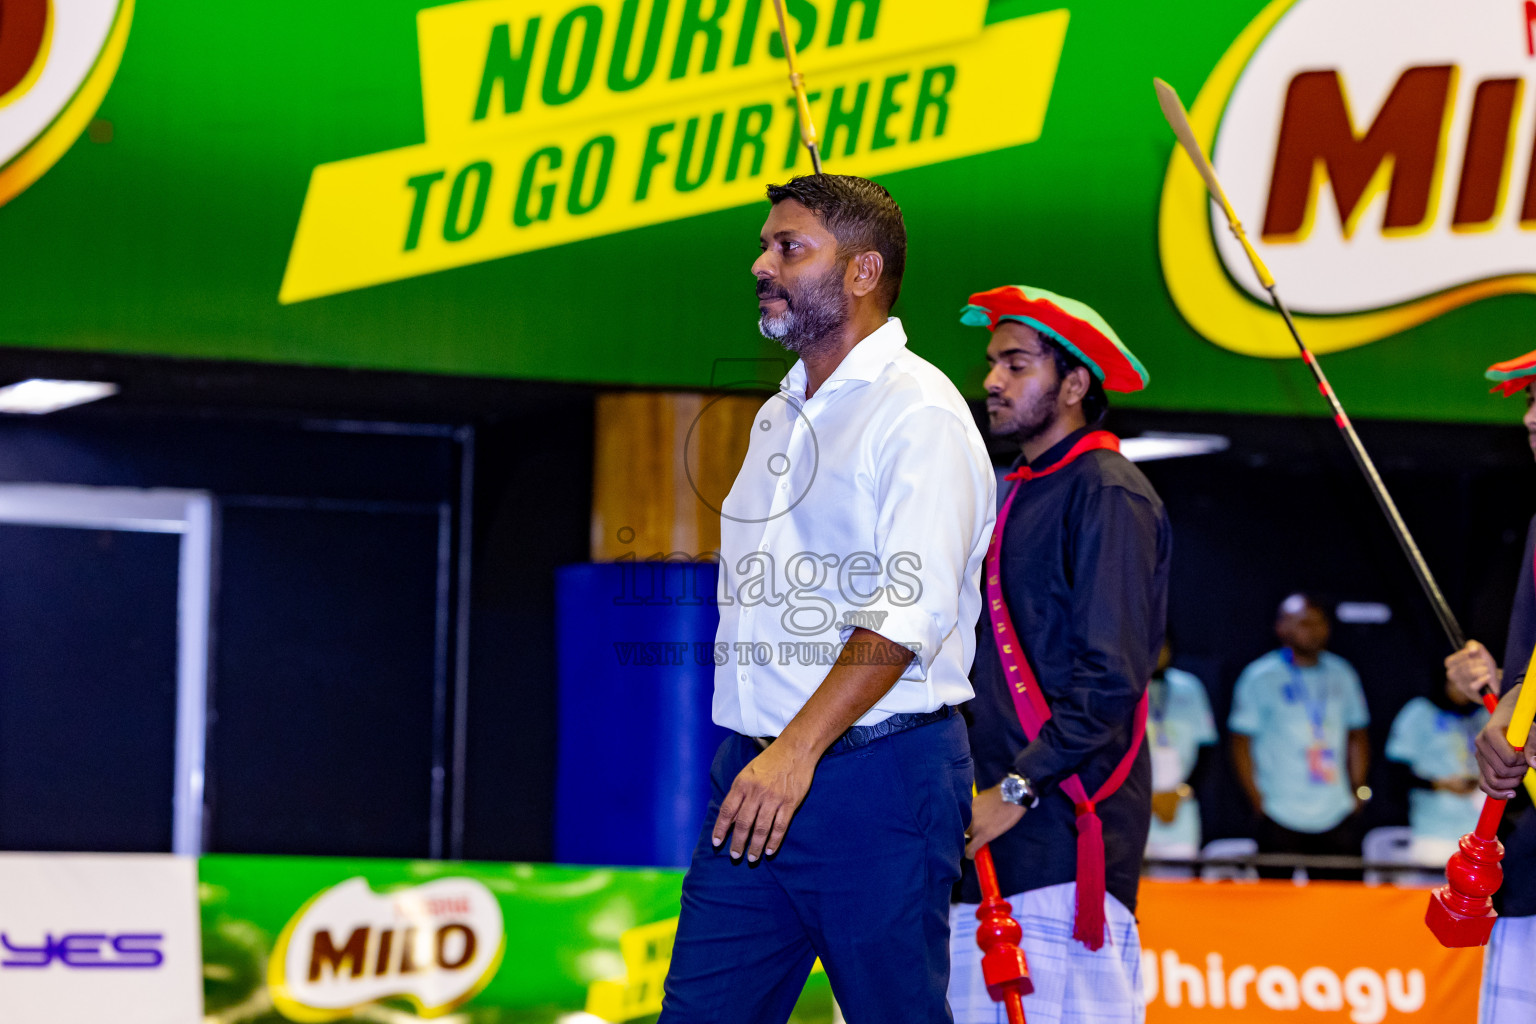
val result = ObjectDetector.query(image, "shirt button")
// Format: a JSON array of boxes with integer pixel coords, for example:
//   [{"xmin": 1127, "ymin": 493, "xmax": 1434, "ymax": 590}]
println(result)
[{"xmin": 739, "ymin": 672, "xmax": 747, "ymax": 682}]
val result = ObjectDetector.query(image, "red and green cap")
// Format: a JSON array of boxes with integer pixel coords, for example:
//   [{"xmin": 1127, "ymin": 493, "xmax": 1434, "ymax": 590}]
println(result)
[
  {"xmin": 959, "ymin": 285, "xmax": 1149, "ymax": 393},
  {"xmin": 1486, "ymin": 348, "xmax": 1536, "ymax": 397}
]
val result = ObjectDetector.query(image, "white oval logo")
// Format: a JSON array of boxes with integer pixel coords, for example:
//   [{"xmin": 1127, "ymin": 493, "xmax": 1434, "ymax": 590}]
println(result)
[
  {"xmin": 268, "ymin": 876, "xmax": 506, "ymax": 1022},
  {"xmin": 0, "ymin": 0, "xmax": 132, "ymax": 207},
  {"xmin": 1159, "ymin": 0, "xmax": 1536, "ymax": 358}
]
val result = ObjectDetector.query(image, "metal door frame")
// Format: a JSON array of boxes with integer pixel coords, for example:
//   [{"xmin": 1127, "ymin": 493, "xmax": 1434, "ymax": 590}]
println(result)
[{"xmin": 0, "ymin": 484, "xmax": 214, "ymax": 855}]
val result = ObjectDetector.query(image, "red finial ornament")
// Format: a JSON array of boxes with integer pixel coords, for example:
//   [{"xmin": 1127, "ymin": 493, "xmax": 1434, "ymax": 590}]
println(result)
[
  {"xmin": 1426, "ymin": 798, "xmax": 1505, "ymax": 946},
  {"xmin": 1427, "ymin": 657, "xmax": 1536, "ymax": 948},
  {"xmin": 974, "ymin": 844, "xmax": 1030, "ymax": 1023}
]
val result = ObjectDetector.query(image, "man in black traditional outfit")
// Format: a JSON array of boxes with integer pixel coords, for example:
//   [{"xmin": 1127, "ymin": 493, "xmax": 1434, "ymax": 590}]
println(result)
[
  {"xmin": 1452, "ymin": 347, "xmax": 1536, "ymax": 1024},
  {"xmin": 948, "ymin": 285, "xmax": 1169, "ymax": 1024}
]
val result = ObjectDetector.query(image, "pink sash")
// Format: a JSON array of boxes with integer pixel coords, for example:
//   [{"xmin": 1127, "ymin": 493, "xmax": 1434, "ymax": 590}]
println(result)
[{"xmin": 985, "ymin": 430, "xmax": 1149, "ymax": 951}]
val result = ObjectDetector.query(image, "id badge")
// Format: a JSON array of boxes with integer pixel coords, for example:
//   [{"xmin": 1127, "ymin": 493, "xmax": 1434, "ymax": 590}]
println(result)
[
  {"xmin": 1306, "ymin": 741, "xmax": 1338, "ymax": 785},
  {"xmin": 1152, "ymin": 745, "xmax": 1183, "ymax": 792}
]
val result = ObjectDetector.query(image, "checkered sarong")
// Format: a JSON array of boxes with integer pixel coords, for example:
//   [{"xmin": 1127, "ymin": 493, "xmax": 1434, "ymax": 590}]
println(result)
[
  {"xmin": 948, "ymin": 882, "xmax": 1144, "ymax": 1024},
  {"xmin": 1481, "ymin": 914, "xmax": 1536, "ymax": 1023}
]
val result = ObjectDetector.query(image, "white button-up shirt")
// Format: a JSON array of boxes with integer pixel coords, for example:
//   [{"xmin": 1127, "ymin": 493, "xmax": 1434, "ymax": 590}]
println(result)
[{"xmin": 713, "ymin": 317, "xmax": 996, "ymax": 736}]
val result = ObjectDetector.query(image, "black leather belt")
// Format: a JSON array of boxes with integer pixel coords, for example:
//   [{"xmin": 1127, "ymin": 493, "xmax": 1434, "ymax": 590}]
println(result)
[{"xmin": 752, "ymin": 704, "xmax": 954, "ymax": 756}]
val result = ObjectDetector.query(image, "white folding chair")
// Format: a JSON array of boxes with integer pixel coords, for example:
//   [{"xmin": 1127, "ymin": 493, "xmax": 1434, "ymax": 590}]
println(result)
[
  {"xmin": 1363, "ymin": 825, "xmax": 1440, "ymax": 887},
  {"xmin": 1200, "ymin": 837, "xmax": 1259, "ymax": 882}
]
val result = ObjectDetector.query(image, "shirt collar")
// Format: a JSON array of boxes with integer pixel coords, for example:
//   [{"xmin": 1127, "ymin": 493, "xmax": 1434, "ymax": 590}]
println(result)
[
  {"xmin": 782, "ymin": 317, "xmax": 907, "ymax": 398},
  {"xmin": 1012, "ymin": 425, "xmax": 1094, "ymax": 475}
]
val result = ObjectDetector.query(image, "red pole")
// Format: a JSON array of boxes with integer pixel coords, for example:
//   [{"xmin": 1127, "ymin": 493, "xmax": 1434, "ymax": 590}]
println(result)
[
  {"xmin": 974, "ymin": 844, "xmax": 1031, "ymax": 1023},
  {"xmin": 1425, "ymin": 792, "xmax": 1508, "ymax": 946}
]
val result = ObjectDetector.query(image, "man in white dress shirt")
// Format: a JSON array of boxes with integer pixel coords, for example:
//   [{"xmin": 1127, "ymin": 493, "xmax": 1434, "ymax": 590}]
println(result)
[{"xmin": 659, "ymin": 174, "xmax": 995, "ymax": 1023}]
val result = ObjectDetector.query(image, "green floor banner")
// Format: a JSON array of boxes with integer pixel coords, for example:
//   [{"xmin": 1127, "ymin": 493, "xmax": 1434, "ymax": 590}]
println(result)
[
  {"xmin": 198, "ymin": 855, "xmax": 836, "ymax": 1023},
  {"xmin": 197, "ymin": 856, "xmax": 1484, "ymax": 1022}
]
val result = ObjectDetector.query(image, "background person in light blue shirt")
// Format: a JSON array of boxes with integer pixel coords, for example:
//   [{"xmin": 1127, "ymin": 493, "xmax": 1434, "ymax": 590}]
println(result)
[
  {"xmin": 1146, "ymin": 642, "xmax": 1216, "ymax": 859},
  {"xmin": 1386, "ymin": 679, "xmax": 1488, "ymax": 865},
  {"xmin": 1230, "ymin": 594, "xmax": 1371, "ymax": 878}
]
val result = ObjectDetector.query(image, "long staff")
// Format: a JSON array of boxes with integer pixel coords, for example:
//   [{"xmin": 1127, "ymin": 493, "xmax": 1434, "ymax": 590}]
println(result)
[
  {"xmin": 1426, "ymin": 645, "xmax": 1536, "ymax": 946},
  {"xmin": 1153, "ymin": 79, "xmax": 1495, "ymax": 712},
  {"xmin": 769, "ymin": 0, "xmax": 823, "ymax": 173}
]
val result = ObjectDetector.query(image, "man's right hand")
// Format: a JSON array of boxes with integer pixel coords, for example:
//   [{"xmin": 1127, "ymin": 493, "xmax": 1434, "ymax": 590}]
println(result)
[
  {"xmin": 712, "ymin": 739, "xmax": 816, "ymax": 863},
  {"xmin": 1476, "ymin": 683, "xmax": 1536, "ymax": 799},
  {"xmin": 1446, "ymin": 640, "xmax": 1499, "ymax": 703}
]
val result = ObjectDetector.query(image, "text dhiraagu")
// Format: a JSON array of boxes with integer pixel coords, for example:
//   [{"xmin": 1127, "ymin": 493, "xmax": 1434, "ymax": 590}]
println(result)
[{"xmin": 278, "ymin": 0, "xmax": 1069, "ymax": 303}]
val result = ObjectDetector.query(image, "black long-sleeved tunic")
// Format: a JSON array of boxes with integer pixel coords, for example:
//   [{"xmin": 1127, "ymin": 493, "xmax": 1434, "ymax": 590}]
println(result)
[
  {"xmin": 1498, "ymin": 515, "xmax": 1536, "ymax": 916},
  {"xmin": 958, "ymin": 427, "xmax": 1170, "ymax": 913}
]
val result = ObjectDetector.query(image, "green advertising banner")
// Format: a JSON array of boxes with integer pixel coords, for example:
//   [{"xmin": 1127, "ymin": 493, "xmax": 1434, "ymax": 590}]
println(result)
[
  {"xmin": 195, "ymin": 854, "xmax": 1487, "ymax": 1023},
  {"xmin": 199, "ymin": 855, "xmax": 838, "ymax": 1023},
  {"xmin": 2, "ymin": 0, "xmax": 1534, "ymax": 422}
]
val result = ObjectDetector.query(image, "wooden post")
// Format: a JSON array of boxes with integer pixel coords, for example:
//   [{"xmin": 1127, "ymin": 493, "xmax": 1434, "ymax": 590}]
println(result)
[{"xmin": 591, "ymin": 391, "xmax": 761, "ymax": 562}]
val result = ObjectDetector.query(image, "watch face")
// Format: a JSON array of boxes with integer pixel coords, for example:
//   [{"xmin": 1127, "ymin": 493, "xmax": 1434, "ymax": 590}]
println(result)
[{"xmin": 1001, "ymin": 777, "xmax": 1025, "ymax": 805}]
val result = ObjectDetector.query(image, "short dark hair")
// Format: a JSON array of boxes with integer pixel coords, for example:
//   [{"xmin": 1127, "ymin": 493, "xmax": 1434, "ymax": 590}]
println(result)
[
  {"xmin": 765, "ymin": 174, "xmax": 906, "ymax": 308},
  {"xmin": 1276, "ymin": 592, "xmax": 1327, "ymax": 621},
  {"xmin": 1040, "ymin": 337, "xmax": 1109, "ymax": 426}
]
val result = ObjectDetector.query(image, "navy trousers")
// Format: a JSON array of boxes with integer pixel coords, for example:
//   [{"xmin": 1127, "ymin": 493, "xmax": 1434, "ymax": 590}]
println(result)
[{"xmin": 660, "ymin": 713, "xmax": 973, "ymax": 1024}]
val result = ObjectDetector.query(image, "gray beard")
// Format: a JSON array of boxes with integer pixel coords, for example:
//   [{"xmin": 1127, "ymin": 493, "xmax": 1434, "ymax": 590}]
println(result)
[{"xmin": 758, "ymin": 265, "xmax": 849, "ymax": 361}]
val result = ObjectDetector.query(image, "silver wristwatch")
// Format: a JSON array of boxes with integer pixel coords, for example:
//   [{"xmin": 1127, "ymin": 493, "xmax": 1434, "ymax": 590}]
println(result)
[{"xmin": 999, "ymin": 773, "xmax": 1037, "ymax": 808}]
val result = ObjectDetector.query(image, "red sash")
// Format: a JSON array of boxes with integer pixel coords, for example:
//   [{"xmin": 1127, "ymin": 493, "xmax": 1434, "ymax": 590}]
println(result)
[{"xmin": 985, "ymin": 430, "xmax": 1149, "ymax": 951}]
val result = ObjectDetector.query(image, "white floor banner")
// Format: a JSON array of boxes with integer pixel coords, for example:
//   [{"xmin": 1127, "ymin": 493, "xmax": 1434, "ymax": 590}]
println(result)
[{"xmin": 0, "ymin": 853, "xmax": 202, "ymax": 1023}]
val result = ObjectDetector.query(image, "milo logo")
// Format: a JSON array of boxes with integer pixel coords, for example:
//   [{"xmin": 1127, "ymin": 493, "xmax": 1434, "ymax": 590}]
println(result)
[
  {"xmin": 268, "ymin": 876, "xmax": 505, "ymax": 1021},
  {"xmin": 1159, "ymin": 0, "xmax": 1536, "ymax": 358},
  {"xmin": 0, "ymin": 0, "xmax": 132, "ymax": 208},
  {"xmin": 0, "ymin": 0, "xmax": 48, "ymax": 101}
]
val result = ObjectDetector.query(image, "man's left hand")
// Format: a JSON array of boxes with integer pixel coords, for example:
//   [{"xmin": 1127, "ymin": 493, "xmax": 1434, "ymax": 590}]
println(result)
[
  {"xmin": 712, "ymin": 741, "xmax": 816, "ymax": 862},
  {"xmin": 965, "ymin": 784, "xmax": 1026, "ymax": 859},
  {"xmin": 1476, "ymin": 684, "xmax": 1534, "ymax": 799}
]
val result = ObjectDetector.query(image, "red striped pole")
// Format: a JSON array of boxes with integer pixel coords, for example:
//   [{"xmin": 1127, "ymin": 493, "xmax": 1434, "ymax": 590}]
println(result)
[
  {"xmin": 1269, "ymin": 294, "xmax": 1469, "ymax": 657},
  {"xmin": 1153, "ymin": 79, "xmax": 1483, "ymax": 694}
]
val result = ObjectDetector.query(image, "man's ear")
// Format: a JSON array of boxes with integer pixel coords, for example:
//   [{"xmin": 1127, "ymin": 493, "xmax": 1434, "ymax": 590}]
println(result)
[
  {"xmin": 1061, "ymin": 365, "xmax": 1092, "ymax": 408},
  {"xmin": 846, "ymin": 250, "xmax": 885, "ymax": 298}
]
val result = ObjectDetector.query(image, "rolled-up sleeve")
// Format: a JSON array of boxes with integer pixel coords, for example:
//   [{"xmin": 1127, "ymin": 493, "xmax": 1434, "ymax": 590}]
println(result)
[
  {"xmin": 846, "ymin": 406, "xmax": 994, "ymax": 681},
  {"xmin": 1013, "ymin": 485, "xmax": 1166, "ymax": 790}
]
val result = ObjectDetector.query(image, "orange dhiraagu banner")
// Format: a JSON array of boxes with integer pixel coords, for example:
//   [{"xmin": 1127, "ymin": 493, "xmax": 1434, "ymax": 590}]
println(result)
[{"xmin": 1138, "ymin": 881, "xmax": 1482, "ymax": 1023}]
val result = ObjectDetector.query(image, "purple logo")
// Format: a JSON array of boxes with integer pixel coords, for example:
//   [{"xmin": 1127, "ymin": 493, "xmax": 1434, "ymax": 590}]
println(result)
[{"xmin": 0, "ymin": 932, "xmax": 164, "ymax": 968}]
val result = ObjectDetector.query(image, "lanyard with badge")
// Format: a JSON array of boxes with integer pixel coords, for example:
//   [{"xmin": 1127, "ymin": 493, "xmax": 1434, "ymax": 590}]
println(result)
[
  {"xmin": 1434, "ymin": 709, "xmax": 1483, "ymax": 817},
  {"xmin": 1283, "ymin": 648, "xmax": 1337, "ymax": 784},
  {"xmin": 1436, "ymin": 708, "xmax": 1478, "ymax": 777}
]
